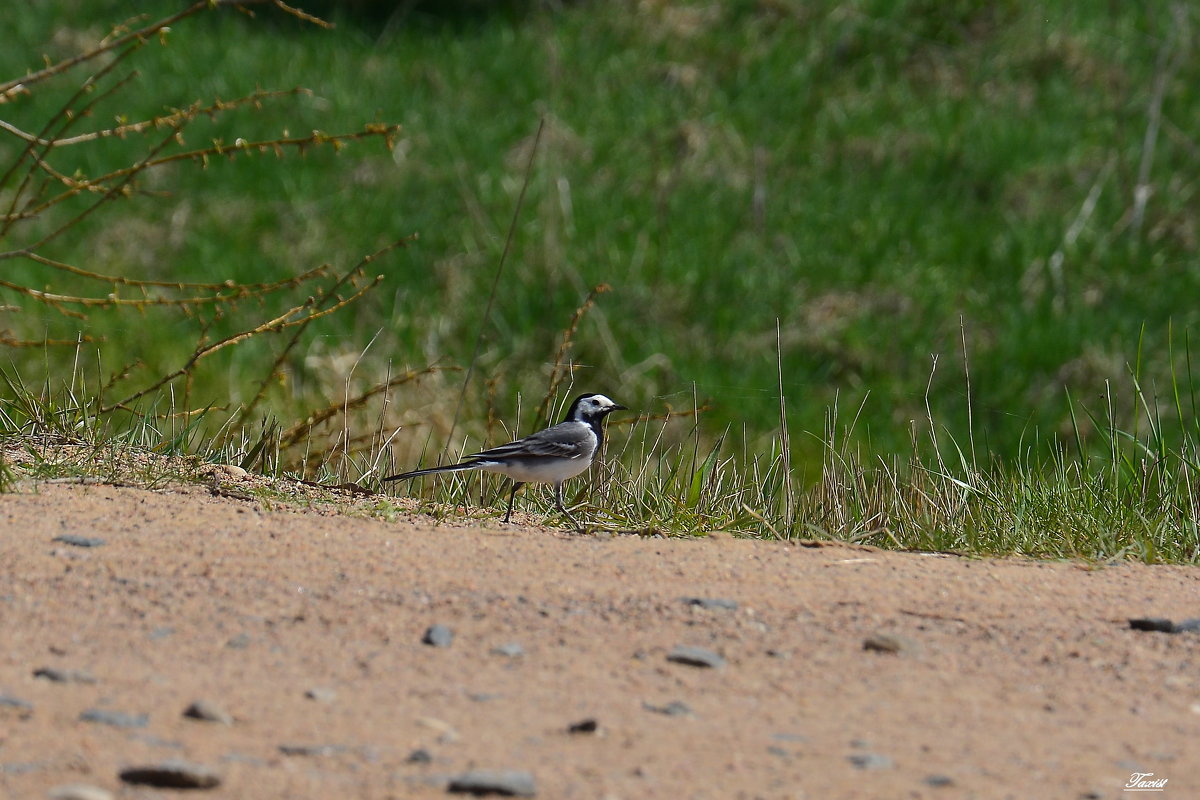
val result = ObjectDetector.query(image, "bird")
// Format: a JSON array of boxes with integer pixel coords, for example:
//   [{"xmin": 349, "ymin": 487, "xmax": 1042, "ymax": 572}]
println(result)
[{"xmin": 382, "ymin": 393, "xmax": 627, "ymax": 531}]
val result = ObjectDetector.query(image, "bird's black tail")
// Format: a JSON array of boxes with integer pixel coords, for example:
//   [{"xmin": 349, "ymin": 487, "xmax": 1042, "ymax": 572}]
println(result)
[{"xmin": 381, "ymin": 461, "xmax": 479, "ymax": 483}]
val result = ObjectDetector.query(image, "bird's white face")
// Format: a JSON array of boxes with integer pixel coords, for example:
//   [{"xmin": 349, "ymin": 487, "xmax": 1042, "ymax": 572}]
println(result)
[
  {"xmin": 586, "ymin": 394, "xmax": 619, "ymax": 411},
  {"xmin": 571, "ymin": 393, "xmax": 626, "ymax": 421}
]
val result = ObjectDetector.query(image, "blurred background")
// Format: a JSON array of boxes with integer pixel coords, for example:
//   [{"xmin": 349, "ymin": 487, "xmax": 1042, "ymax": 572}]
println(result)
[{"xmin": 2, "ymin": 0, "xmax": 1197, "ymax": 477}]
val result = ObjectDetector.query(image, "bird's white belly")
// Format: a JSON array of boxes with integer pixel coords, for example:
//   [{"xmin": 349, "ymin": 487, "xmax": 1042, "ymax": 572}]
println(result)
[{"xmin": 478, "ymin": 456, "xmax": 591, "ymax": 484}]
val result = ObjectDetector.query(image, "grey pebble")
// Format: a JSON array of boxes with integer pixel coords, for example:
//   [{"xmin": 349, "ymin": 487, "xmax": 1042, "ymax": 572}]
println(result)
[
  {"xmin": 0, "ymin": 694, "xmax": 33, "ymax": 719},
  {"xmin": 129, "ymin": 733, "xmax": 184, "ymax": 750},
  {"xmin": 278, "ymin": 743, "xmax": 346, "ymax": 757},
  {"xmin": 683, "ymin": 597, "xmax": 739, "ymax": 611},
  {"xmin": 225, "ymin": 632, "xmax": 252, "ymax": 649},
  {"xmin": 34, "ymin": 666, "xmax": 97, "ymax": 684},
  {"xmin": 924, "ymin": 774, "xmax": 955, "ymax": 788},
  {"xmin": 567, "ymin": 718, "xmax": 598, "ymax": 734},
  {"xmin": 147, "ymin": 627, "xmax": 175, "ymax": 641},
  {"xmin": 863, "ymin": 632, "xmax": 917, "ymax": 654},
  {"xmin": 447, "ymin": 769, "xmax": 536, "ymax": 797},
  {"xmin": 80, "ymin": 708, "xmax": 147, "ymax": 729},
  {"xmin": 183, "ymin": 700, "xmax": 234, "ymax": 725},
  {"xmin": 491, "ymin": 642, "xmax": 525, "ymax": 658},
  {"xmin": 52, "ymin": 534, "xmax": 106, "ymax": 548},
  {"xmin": 47, "ymin": 784, "xmax": 113, "ymax": 800},
  {"xmin": 118, "ymin": 760, "xmax": 221, "ymax": 789},
  {"xmin": 220, "ymin": 753, "xmax": 270, "ymax": 767},
  {"xmin": 848, "ymin": 753, "xmax": 894, "ymax": 770},
  {"xmin": 1129, "ymin": 618, "xmax": 1176, "ymax": 633},
  {"xmin": 219, "ymin": 752, "xmax": 268, "ymax": 766},
  {"xmin": 666, "ymin": 645, "xmax": 725, "ymax": 669},
  {"xmin": 467, "ymin": 691, "xmax": 501, "ymax": 703},
  {"xmin": 406, "ymin": 748, "xmax": 433, "ymax": 764},
  {"xmin": 423, "ymin": 624, "xmax": 454, "ymax": 648},
  {"xmin": 1129, "ymin": 617, "xmax": 1200, "ymax": 634},
  {"xmin": 304, "ymin": 687, "xmax": 337, "ymax": 703},
  {"xmin": 642, "ymin": 700, "xmax": 692, "ymax": 717}
]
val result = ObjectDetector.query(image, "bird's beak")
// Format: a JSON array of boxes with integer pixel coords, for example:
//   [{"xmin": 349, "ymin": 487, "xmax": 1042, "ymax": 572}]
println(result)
[{"xmin": 611, "ymin": 403, "xmax": 627, "ymax": 411}]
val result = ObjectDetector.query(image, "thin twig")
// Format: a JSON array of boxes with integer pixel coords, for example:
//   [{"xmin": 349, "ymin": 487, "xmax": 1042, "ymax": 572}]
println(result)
[
  {"xmin": 232, "ymin": 236, "xmax": 413, "ymax": 429},
  {"xmin": 0, "ymin": 0, "xmax": 284, "ymax": 98},
  {"xmin": 101, "ymin": 272, "xmax": 382, "ymax": 413}
]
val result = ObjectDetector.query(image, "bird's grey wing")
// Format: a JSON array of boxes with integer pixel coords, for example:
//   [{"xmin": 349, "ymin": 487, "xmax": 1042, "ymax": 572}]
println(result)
[{"xmin": 472, "ymin": 422, "xmax": 592, "ymax": 460}]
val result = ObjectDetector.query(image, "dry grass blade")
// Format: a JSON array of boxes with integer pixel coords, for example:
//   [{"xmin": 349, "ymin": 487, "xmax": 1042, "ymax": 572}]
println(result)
[
  {"xmin": 232, "ymin": 236, "xmax": 415, "ymax": 430},
  {"xmin": 535, "ymin": 283, "xmax": 611, "ymax": 428},
  {"xmin": 279, "ymin": 364, "xmax": 452, "ymax": 449}
]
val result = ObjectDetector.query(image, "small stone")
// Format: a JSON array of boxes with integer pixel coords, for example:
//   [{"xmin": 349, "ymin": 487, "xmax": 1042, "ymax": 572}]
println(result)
[
  {"xmin": 131, "ymin": 733, "xmax": 183, "ymax": 750},
  {"xmin": 423, "ymin": 624, "xmax": 454, "ymax": 648},
  {"xmin": 1174, "ymin": 618, "xmax": 1200, "ymax": 633},
  {"xmin": 491, "ymin": 642, "xmax": 525, "ymax": 658},
  {"xmin": 467, "ymin": 691, "xmax": 501, "ymax": 703},
  {"xmin": 80, "ymin": 709, "xmax": 147, "ymax": 729},
  {"xmin": 863, "ymin": 633, "xmax": 917, "ymax": 654},
  {"xmin": 447, "ymin": 769, "xmax": 536, "ymax": 797},
  {"xmin": 34, "ymin": 666, "xmax": 97, "ymax": 684},
  {"xmin": 52, "ymin": 535, "xmax": 105, "ymax": 548},
  {"xmin": 682, "ymin": 597, "xmax": 739, "ymax": 611},
  {"xmin": 1129, "ymin": 618, "xmax": 1176, "ymax": 632},
  {"xmin": 47, "ymin": 784, "xmax": 113, "ymax": 800},
  {"xmin": 118, "ymin": 760, "xmax": 221, "ymax": 789},
  {"xmin": 642, "ymin": 700, "xmax": 692, "ymax": 717},
  {"xmin": 567, "ymin": 718, "xmax": 598, "ymax": 734},
  {"xmin": 183, "ymin": 700, "xmax": 233, "ymax": 725},
  {"xmin": 417, "ymin": 716, "xmax": 460, "ymax": 743},
  {"xmin": 771, "ymin": 732, "xmax": 808, "ymax": 743},
  {"xmin": 219, "ymin": 752, "xmax": 267, "ymax": 766},
  {"xmin": 666, "ymin": 645, "xmax": 725, "ymax": 669},
  {"xmin": 0, "ymin": 693, "xmax": 33, "ymax": 719},
  {"xmin": 406, "ymin": 748, "xmax": 433, "ymax": 764},
  {"xmin": 215, "ymin": 464, "xmax": 249, "ymax": 479},
  {"xmin": 278, "ymin": 744, "xmax": 345, "ymax": 757},
  {"xmin": 304, "ymin": 687, "xmax": 337, "ymax": 703},
  {"xmin": 924, "ymin": 774, "xmax": 955, "ymax": 788},
  {"xmin": 848, "ymin": 753, "xmax": 893, "ymax": 770},
  {"xmin": 148, "ymin": 627, "xmax": 175, "ymax": 641},
  {"xmin": 225, "ymin": 632, "xmax": 251, "ymax": 649}
]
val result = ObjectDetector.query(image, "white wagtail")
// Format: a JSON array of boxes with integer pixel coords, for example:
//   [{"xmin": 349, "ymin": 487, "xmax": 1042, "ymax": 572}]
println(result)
[{"xmin": 382, "ymin": 393, "xmax": 626, "ymax": 531}]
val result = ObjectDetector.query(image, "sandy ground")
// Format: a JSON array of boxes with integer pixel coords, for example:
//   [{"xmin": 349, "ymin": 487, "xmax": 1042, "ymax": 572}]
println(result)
[{"xmin": 1, "ymin": 473, "xmax": 1198, "ymax": 800}]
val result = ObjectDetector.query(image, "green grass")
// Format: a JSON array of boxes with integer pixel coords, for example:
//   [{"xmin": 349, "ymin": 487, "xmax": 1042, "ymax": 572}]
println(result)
[
  {"xmin": 3, "ymin": 354, "xmax": 1198, "ymax": 563},
  {"xmin": 2, "ymin": 1, "xmax": 1200, "ymax": 561}
]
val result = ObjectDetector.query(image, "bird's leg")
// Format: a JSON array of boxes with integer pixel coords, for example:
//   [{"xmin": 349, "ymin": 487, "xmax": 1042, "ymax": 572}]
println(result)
[
  {"xmin": 503, "ymin": 481, "xmax": 524, "ymax": 523},
  {"xmin": 554, "ymin": 482, "xmax": 583, "ymax": 533}
]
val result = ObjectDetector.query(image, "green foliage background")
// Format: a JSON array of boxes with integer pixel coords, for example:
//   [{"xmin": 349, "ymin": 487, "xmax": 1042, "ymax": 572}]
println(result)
[{"xmin": 3, "ymin": 0, "xmax": 1198, "ymax": 469}]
